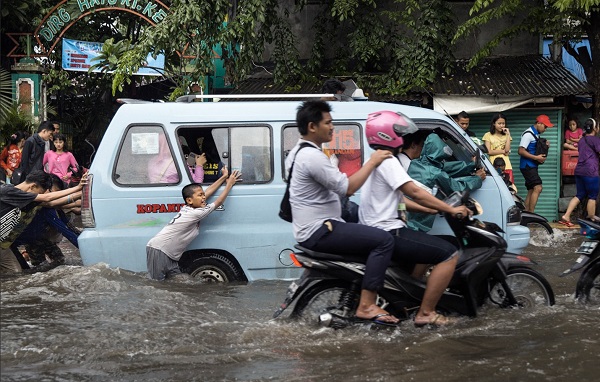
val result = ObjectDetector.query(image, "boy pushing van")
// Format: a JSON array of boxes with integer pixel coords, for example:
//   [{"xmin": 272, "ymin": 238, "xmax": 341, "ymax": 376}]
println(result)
[{"xmin": 146, "ymin": 167, "xmax": 241, "ymax": 280}]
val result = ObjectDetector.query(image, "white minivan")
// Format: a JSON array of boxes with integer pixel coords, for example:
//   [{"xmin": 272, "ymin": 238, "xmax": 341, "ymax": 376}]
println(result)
[{"xmin": 78, "ymin": 96, "xmax": 529, "ymax": 281}]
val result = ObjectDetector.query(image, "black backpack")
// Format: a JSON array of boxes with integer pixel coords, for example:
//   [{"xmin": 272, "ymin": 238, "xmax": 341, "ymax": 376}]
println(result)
[
  {"xmin": 522, "ymin": 130, "xmax": 549, "ymax": 157},
  {"xmin": 279, "ymin": 143, "xmax": 312, "ymax": 222}
]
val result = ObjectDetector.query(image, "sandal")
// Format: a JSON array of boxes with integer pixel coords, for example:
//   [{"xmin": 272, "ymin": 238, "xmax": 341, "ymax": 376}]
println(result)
[
  {"xmin": 414, "ymin": 313, "xmax": 455, "ymax": 328},
  {"xmin": 586, "ymin": 216, "xmax": 600, "ymax": 223},
  {"xmin": 558, "ymin": 219, "xmax": 575, "ymax": 228}
]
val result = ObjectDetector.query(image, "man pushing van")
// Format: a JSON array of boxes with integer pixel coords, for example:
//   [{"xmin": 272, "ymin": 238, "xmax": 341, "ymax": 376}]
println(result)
[{"xmin": 146, "ymin": 167, "xmax": 241, "ymax": 280}]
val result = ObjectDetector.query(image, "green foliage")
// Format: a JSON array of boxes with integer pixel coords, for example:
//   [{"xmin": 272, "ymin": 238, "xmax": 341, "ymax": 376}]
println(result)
[
  {"xmin": 453, "ymin": 0, "xmax": 596, "ymax": 69},
  {"xmin": 87, "ymin": 0, "xmax": 457, "ymax": 97},
  {"xmin": 0, "ymin": 68, "xmax": 13, "ymax": 123},
  {"xmin": 553, "ymin": 0, "xmax": 600, "ymax": 12}
]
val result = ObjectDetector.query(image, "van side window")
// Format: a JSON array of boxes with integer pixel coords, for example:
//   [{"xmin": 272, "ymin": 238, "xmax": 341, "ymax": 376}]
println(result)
[
  {"xmin": 114, "ymin": 126, "xmax": 180, "ymax": 185},
  {"xmin": 178, "ymin": 126, "xmax": 272, "ymax": 184},
  {"xmin": 230, "ymin": 127, "xmax": 272, "ymax": 183},
  {"xmin": 417, "ymin": 124, "xmax": 476, "ymax": 163},
  {"xmin": 282, "ymin": 124, "xmax": 363, "ymax": 177}
]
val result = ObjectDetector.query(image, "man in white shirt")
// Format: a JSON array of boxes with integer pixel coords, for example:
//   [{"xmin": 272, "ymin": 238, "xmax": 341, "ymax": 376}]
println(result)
[
  {"xmin": 397, "ymin": 129, "xmax": 428, "ymax": 171},
  {"xmin": 287, "ymin": 100, "xmax": 398, "ymax": 325},
  {"xmin": 360, "ymin": 111, "xmax": 470, "ymax": 327}
]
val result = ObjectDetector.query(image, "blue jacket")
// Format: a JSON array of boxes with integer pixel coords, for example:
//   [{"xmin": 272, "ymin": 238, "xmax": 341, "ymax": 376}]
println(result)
[{"xmin": 13, "ymin": 208, "xmax": 79, "ymax": 248}]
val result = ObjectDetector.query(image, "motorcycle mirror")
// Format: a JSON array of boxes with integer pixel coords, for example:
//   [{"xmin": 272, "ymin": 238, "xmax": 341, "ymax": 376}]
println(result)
[
  {"xmin": 474, "ymin": 148, "xmax": 482, "ymax": 169},
  {"xmin": 461, "ymin": 190, "xmax": 471, "ymax": 204},
  {"xmin": 468, "ymin": 197, "xmax": 483, "ymax": 216}
]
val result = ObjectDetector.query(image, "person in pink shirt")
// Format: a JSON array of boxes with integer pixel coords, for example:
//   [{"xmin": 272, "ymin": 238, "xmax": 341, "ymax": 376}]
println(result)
[
  {"xmin": 43, "ymin": 133, "xmax": 79, "ymax": 185},
  {"xmin": 563, "ymin": 118, "xmax": 583, "ymax": 151},
  {"xmin": 147, "ymin": 133, "xmax": 205, "ymax": 184}
]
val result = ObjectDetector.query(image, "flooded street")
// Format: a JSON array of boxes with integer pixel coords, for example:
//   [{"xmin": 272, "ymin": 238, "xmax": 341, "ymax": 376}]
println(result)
[{"xmin": 1, "ymin": 228, "xmax": 598, "ymax": 381}]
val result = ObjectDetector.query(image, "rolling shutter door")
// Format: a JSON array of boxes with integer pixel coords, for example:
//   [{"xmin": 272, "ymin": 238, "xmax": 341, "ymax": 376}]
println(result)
[{"xmin": 467, "ymin": 109, "xmax": 562, "ymax": 221}]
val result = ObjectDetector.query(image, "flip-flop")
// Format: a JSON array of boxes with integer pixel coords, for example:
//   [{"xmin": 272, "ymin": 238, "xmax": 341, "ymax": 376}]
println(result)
[
  {"xmin": 558, "ymin": 220, "xmax": 575, "ymax": 227},
  {"xmin": 414, "ymin": 313, "xmax": 455, "ymax": 328},
  {"xmin": 354, "ymin": 313, "xmax": 400, "ymax": 327}
]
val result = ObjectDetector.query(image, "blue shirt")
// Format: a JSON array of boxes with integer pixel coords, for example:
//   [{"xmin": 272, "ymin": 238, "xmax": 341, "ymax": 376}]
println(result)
[{"xmin": 519, "ymin": 126, "xmax": 540, "ymax": 169}]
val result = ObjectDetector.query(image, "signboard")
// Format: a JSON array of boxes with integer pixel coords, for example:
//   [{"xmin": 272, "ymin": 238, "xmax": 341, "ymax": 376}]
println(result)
[
  {"xmin": 35, "ymin": 0, "xmax": 170, "ymax": 53},
  {"xmin": 62, "ymin": 38, "xmax": 164, "ymax": 75}
]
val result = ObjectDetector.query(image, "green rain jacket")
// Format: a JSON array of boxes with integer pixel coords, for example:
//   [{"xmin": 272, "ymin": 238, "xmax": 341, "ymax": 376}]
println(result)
[{"xmin": 407, "ymin": 134, "xmax": 483, "ymax": 232}]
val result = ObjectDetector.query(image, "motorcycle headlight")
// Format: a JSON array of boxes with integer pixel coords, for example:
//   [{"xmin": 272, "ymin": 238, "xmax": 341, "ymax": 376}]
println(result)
[{"xmin": 507, "ymin": 205, "xmax": 521, "ymax": 225}]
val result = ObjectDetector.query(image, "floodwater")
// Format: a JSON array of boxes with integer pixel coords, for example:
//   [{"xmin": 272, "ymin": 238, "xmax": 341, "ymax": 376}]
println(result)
[{"xmin": 1, "ymin": 228, "xmax": 598, "ymax": 382}]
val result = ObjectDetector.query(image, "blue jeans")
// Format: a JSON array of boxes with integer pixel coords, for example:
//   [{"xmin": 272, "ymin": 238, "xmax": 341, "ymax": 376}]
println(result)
[{"xmin": 299, "ymin": 220, "xmax": 394, "ymax": 291}]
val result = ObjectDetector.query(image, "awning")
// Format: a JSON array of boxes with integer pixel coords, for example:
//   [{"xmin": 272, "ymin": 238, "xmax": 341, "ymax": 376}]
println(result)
[{"xmin": 433, "ymin": 95, "xmax": 554, "ymax": 115}]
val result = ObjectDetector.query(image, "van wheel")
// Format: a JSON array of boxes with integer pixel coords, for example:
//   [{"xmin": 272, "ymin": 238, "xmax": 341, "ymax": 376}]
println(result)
[{"xmin": 187, "ymin": 254, "xmax": 243, "ymax": 283}]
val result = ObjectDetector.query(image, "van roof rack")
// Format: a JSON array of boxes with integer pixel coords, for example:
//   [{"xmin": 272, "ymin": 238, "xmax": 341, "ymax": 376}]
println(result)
[
  {"xmin": 175, "ymin": 94, "xmax": 336, "ymax": 103},
  {"xmin": 116, "ymin": 98, "xmax": 158, "ymax": 104}
]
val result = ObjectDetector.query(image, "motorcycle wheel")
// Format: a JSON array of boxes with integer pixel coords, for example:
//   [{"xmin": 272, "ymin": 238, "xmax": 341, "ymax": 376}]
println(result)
[
  {"xmin": 488, "ymin": 267, "xmax": 555, "ymax": 308},
  {"xmin": 291, "ymin": 280, "xmax": 359, "ymax": 325},
  {"xmin": 575, "ymin": 261, "xmax": 600, "ymax": 305}
]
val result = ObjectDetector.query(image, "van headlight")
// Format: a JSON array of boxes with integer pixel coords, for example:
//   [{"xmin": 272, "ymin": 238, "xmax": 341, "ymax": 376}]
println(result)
[{"xmin": 507, "ymin": 205, "xmax": 521, "ymax": 225}]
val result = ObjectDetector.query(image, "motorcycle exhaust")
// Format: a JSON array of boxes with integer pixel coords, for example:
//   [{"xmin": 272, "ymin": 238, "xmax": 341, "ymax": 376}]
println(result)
[{"xmin": 318, "ymin": 313, "xmax": 350, "ymax": 329}]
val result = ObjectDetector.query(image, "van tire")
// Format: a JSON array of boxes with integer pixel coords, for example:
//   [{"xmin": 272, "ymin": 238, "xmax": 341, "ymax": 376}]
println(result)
[{"xmin": 187, "ymin": 254, "xmax": 243, "ymax": 283}]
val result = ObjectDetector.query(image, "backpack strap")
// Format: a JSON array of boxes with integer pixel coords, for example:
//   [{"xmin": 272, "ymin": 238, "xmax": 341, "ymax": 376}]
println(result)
[
  {"xmin": 521, "ymin": 130, "xmax": 538, "ymax": 141},
  {"xmin": 286, "ymin": 142, "xmax": 314, "ymax": 183}
]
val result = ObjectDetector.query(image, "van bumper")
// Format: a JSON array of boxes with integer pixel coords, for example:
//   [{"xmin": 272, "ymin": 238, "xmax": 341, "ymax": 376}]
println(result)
[
  {"xmin": 505, "ymin": 224, "xmax": 530, "ymax": 254},
  {"xmin": 78, "ymin": 230, "xmax": 105, "ymax": 267}
]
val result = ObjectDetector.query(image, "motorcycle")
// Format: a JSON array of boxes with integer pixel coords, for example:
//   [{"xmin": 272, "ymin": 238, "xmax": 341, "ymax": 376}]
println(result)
[
  {"xmin": 508, "ymin": 186, "xmax": 554, "ymax": 236},
  {"xmin": 560, "ymin": 217, "xmax": 600, "ymax": 304},
  {"xmin": 273, "ymin": 191, "xmax": 555, "ymax": 328}
]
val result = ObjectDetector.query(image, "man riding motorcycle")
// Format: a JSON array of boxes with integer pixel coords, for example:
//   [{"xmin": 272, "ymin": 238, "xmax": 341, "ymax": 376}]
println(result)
[{"xmin": 359, "ymin": 110, "xmax": 470, "ymax": 326}]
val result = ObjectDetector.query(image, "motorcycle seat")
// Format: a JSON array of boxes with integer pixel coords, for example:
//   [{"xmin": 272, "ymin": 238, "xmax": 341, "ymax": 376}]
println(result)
[{"xmin": 577, "ymin": 218, "xmax": 600, "ymax": 231}]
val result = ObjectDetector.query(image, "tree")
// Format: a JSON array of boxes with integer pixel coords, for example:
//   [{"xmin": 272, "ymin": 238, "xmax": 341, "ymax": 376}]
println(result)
[
  {"xmin": 453, "ymin": 0, "xmax": 600, "ymax": 119},
  {"xmin": 98, "ymin": 0, "xmax": 457, "ymax": 98}
]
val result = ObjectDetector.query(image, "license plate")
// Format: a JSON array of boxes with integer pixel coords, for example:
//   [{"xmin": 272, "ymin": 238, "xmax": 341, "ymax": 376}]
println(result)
[{"xmin": 576, "ymin": 240, "xmax": 598, "ymax": 255}]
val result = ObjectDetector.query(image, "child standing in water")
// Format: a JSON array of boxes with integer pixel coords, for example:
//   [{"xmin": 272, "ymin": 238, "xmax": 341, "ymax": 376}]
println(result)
[
  {"xmin": 563, "ymin": 118, "xmax": 583, "ymax": 151},
  {"xmin": 146, "ymin": 167, "xmax": 241, "ymax": 281},
  {"xmin": 43, "ymin": 133, "xmax": 79, "ymax": 186},
  {"xmin": 483, "ymin": 113, "xmax": 514, "ymax": 182}
]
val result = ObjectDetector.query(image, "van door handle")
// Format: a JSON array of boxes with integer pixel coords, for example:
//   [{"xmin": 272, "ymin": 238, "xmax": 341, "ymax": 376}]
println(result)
[{"xmin": 216, "ymin": 205, "xmax": 224, "ymax": 211}]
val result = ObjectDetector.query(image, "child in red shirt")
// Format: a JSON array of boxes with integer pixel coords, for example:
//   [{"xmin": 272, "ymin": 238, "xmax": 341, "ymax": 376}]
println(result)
[{"xmin": 563, "ymin": 118, "xmax": 583, "ymax": 151}]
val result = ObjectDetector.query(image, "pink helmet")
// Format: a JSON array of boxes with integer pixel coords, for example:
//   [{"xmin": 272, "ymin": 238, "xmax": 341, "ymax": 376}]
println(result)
[{"xmin": 366, "ymin": 111, "xmax": 419, "ymax": 149}]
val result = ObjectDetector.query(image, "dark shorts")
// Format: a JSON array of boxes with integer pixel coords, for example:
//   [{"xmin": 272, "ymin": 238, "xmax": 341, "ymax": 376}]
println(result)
[
  {"xmin": 25, "ymin": 240, "xmax": 64, "ymax": 266},
  {"xmin": 520, "ymin": 167, "xmax": 542, "ymax": 190},
  {"xmin": 388, "ymin": 228, "xmax": 457, "ymax": 265},
  {"xmin": 575, "ymin": 175, "xmax": 600, "ymax": 201},
  {"xmin": 146, "ymin": 246, "xmax": 182, "ymax": 281}
]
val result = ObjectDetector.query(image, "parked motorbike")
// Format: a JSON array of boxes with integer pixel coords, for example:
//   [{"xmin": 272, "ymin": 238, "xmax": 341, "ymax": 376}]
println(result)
[
  {"xmin": 273, "ymin": 191, "xmax": 555, "ymax": 328},
  {"xmin": 560, "ymin": 218, "xmax": 600, "ymax": 304},
  {"xmin": 508, "ymin": 185, "xmax": 554, "ymax": 236}
]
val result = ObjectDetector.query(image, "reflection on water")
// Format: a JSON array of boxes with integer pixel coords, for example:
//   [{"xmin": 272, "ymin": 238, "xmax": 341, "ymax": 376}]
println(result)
[{"xmin": 1, "ymin": 232, "xmax": 598, "ymax": 382}]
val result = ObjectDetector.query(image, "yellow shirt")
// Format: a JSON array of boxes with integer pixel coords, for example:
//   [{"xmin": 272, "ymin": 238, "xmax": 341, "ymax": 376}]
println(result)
[{"xmin": 482, "ymin": 132, "xmax": 512, "ymax": 170}]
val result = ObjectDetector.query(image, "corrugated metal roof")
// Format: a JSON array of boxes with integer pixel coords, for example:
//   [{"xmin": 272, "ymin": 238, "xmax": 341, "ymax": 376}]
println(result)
[
  {"xmin": 432, "ymin": 55, "xmax": 593, "ymax": 96},
  {"xmin": 229, "ymin": 55, "xmax": 593, "ymax": 101}
]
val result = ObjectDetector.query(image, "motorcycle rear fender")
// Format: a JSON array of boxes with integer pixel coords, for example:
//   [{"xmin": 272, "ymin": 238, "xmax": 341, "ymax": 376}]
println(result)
[
  {"xmin": 520, "ymin": 211, "xmax": 549, "ymax": 225},
  {"xmin": 500, "ymin": 253, "xmax": 538, "ymax": 268}
]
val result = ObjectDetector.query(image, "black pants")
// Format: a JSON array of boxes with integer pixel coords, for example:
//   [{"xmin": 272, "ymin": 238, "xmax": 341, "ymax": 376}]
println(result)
[{"xmin": 299, "ymin": 220, "xmax": 394, "ymax": 291}]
